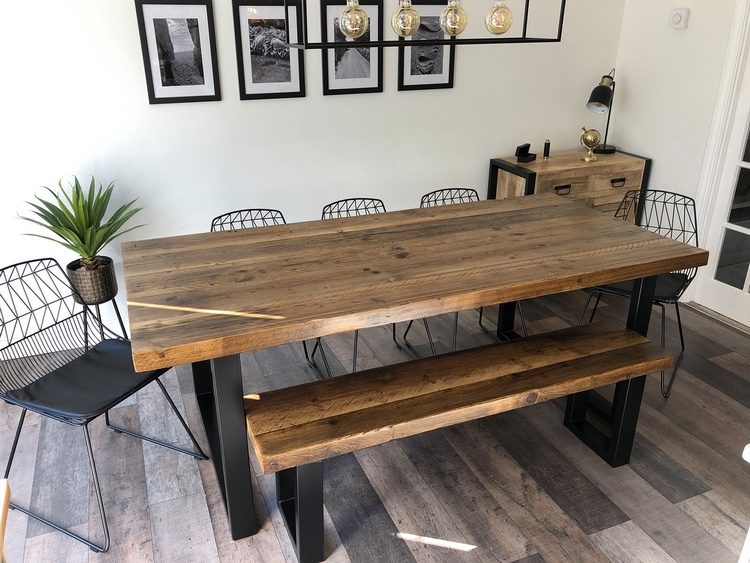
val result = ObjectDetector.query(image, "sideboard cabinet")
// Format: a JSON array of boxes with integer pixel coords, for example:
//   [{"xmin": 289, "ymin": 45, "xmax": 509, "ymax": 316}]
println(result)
[{"xmin": 487, "ymin": 150, "xmax": 652, "ymax": 215}]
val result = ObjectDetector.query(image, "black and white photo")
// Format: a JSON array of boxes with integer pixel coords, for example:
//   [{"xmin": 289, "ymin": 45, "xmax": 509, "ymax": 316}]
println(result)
[
  {"xmin": 233, "ymin": 0, "xmax": 305, "ymax": 100},
  {"xmin": 321, "ymin": 0, "xmax": 383, "ymax": 96},
  {"xmin": 135, "ymin": 0, "xmax": 221, "ymax": 104},
  {"xmin": 398, "ymin": 1, "xmax": 455, "ymax": 91}
]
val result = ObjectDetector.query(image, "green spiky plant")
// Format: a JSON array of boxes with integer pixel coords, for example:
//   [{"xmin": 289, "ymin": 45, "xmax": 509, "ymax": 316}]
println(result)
[{"xmin": 21, "ymin": 176, "xmax": 144, "ymax": 270}]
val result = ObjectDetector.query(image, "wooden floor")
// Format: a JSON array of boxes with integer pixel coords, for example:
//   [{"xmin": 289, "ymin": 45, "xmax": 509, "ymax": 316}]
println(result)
[{"xmin": 3, "ymin": 290, "xmax": 750, "ymax": 562}]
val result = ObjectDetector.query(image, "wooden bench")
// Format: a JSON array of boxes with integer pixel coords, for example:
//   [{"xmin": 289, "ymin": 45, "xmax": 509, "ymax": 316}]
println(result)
[{"xmin": 244, "ymin": 320, "xmax": 673, "ymax": 562}]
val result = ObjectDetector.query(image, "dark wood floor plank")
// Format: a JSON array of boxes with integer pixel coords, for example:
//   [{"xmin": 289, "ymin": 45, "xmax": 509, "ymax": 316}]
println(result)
[
  {"xmin": 636, "ymin": 403, "xmax": 750, "ymax": 517},
  {"xmin": 711, "ymin": 352, "xmax": 750, "ymax": 384},
  {"xmin": 522, "ymin": 402, "xmax": 735, "ymax": 563},
  {"xmin": 399, "ymin": 430, "xmax": 536, "ymax": 562},
  {"xmin": 442, "ymin": 422, "xmax": 611, "ymax": 563},
  {"xmin": 355, "ymin": 442, "xmax": 482, "ymax": 563},
  {"xmin": 641, "ymin": 374, "xmax": 750, "ymax": 475},
  {"xmin": 628, "ymin": 433, "xmax": 710, "ymax": 504},
  {"xmin": 27, "ymin": 416, "xmax": 90, "ymax": 538},
  {"xmin": 478, "ymin": 410, "xmax": 628, "ymax": 535},
  {"xmin": 324, "ymin": 453, "xmax": 416, "ymax": 563}
]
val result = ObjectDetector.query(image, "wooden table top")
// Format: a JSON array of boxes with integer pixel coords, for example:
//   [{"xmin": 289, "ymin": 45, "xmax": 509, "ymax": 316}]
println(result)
[{"xmin": 122, "ymin": 194, "xmax": 708, "ymax": 372}]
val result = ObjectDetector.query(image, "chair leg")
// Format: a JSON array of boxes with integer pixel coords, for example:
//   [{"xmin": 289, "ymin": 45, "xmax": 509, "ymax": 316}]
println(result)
[
  {"xmin": 5, "ymin": 417, "xmax": 110, "ymax": 552},
  {"xmin": 105, "ymin": 378, "xmax": 208, "ymax": 460},
  {"xmin": 452, "ymin": 312, "xmax": 459, "ymax": 352},
  {"xmin": 517, "ymin": 301, "xmax": 528, "ymax": 337},
  {"xmin": 661, "ymin": 302, "xmax": 686, "ymax": 399},
  {"xmin": 394, "ymin": 319, "xmax": 437, "ymax": 359}
]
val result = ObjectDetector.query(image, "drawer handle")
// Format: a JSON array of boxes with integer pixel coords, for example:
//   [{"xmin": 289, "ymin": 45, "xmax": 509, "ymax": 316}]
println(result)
[
  {"xmin": 610, "ymin": 177, "xmax": 627, "ymax": 188},
  {"xmin": 554, "ymin": 184, "xmax": 571, "ymax": 195}
]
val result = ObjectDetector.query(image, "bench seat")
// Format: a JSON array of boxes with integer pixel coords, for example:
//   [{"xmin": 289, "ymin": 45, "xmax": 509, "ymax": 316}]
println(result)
[{"xmin": 245, "ymin": 320, "xmax": 672, "ymax": 474}]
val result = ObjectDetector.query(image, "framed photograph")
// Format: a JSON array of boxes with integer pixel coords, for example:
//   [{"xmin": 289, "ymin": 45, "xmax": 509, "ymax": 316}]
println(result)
[
  {"xmin": 397, "ymin": 1, "xmax": 455, "ymax": 91},
  {"xmin": 232, "ymin": 0, "xmax": 305, "ymax": 100},
  {"xmin": 134, "ymin": 0, "xmax": 221, "ymax": 104},
  {"xmin": 321, "ymin": 0, "xmax": 383, "ymax": 96}
]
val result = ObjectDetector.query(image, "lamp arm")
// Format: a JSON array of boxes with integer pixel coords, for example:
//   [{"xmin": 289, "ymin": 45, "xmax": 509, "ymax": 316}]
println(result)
[{"xmin": 603, "ymin": 80, "xmax": 615, "ymax": 147}]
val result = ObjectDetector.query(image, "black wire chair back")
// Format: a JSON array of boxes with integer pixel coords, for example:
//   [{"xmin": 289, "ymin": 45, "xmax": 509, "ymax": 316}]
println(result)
[
  {"xmin": 211, "ymin": 208, "xmax": 286, "ymax": 231},
  {"xmin": 0, "ymin": 259, "xmax": 117, "ymax": 395},
  {"xmin": 420, "ymin": 188, "xmax": 480, "ymax": 208},
  {"xmin": 321, "ymin": 198, "xmax": 386, "ymax": 219},
  {"xmin": 615, "ymin": 189, "xmax": 699, "ymax": 300}
]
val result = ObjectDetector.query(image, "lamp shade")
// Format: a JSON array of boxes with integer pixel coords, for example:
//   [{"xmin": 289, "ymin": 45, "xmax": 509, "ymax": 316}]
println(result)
[{"xmin": 587, "ymin": 84, "xmax": 613, "ymax": 113}]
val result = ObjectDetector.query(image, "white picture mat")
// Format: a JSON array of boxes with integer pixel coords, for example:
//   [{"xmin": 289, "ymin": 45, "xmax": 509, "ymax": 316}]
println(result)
[
  {"xmin": 239, "ymin": 5, "xmax": 301, "ymax": 94},
  {"xmin": 326, "ymin": 4, "xmax": 380, "ymax": 91},
  {"xmin": 142, "ymin": 4, "xmax": 216, "ymax": 98},
  {"xmin": 403, "ymin": 6, "xmax": 450, "ymax": 87}
]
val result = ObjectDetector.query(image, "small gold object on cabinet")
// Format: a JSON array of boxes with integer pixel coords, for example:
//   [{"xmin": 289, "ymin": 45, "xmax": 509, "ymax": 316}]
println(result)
[{"xmin": 580, "ymin": 127, "xmax": 601, "ymax": 162}]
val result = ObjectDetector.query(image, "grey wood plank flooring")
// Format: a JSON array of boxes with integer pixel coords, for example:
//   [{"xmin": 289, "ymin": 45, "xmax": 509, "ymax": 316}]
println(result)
[{"xmin": 3, "ymin": 290, "xmax": 750, "ymax": 562}]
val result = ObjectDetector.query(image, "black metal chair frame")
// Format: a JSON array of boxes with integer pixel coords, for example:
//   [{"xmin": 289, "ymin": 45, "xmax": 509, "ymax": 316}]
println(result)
[
  {"xmin": 395, "ymin": 189, "xmax": 527, "ymax": 359},
  {"xmin": 0, "ymin": 258, "xmax": 208, "ymax": 552},
  {"xmin": 210, "ymin": 208, "xmax": 287, "ymax": 231},
  {"xmin": 577, "ymin": 189, "xmax": 700, "ymax": 398},
  {"xmin": 303, "ymin": 199, "xmax": 388, "ymax": 378}
]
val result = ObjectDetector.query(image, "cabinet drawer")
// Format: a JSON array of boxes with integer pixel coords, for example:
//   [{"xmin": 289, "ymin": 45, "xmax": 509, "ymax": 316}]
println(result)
[
  {"xmin": 535, "ymin": 175, "xmax": 589, "ymax": 197},
  {"xmin": 590, "ymin": 168, "xmax": 643, "ymax": 193}
]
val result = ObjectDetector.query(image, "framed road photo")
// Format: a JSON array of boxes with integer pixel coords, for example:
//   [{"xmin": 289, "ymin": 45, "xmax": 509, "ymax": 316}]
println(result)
[
  {"xmin": 134, "ymin": 0, "xmax": 221, "ymax": 104},
  {"xmin": 321, "ymin": 0, "xmax": 383, "ymax": 96},
  {"xmin": 232, "ymin": 0, "xmax": 306, "ymax": 100},
  {"xmin": 397, "ymin": 1, "xmax": 455, "ymax": 91}
]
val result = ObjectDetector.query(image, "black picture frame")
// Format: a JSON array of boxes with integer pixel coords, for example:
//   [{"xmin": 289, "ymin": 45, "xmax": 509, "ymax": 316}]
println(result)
[
  {"xmin": 232, "ymin": 0, "xmax": 306, "ymax": 100},
  {"xmin": 397, "ymin": 1, "xmax": 455, "ymax": 91},
  {"xmin": 134, "ymin": 0, "xmax": 221, "ymax": 104},
  {"xmin": 320, "ymin": 0, "xmax": 383, "ymax": 96}
]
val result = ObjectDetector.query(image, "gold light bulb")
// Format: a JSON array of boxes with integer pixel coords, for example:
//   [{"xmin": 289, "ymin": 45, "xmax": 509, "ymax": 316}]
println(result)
[
  {"xmin": 339, "ymin": 0, "xmax": 369, "ymax": 39},
  {"xmin": 485, "ymin": 0, "xmax": 512, "ymax": 35},
  {"xmin": 392, "ymin": 0, "xmax": 421, "ymax": 37},
  {"xmin": 440, "ymin": 0, "xmax": 468, "ymax": 36}
]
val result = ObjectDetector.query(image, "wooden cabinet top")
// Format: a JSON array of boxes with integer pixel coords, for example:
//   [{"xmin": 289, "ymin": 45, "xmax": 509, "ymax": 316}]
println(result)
[{"xmin": 493, "ymin": 149, "xmax": 647, "ymax": 174}]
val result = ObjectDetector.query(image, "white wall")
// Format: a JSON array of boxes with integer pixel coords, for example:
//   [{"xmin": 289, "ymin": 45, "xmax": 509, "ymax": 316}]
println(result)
[
  {"xmin": 1, "ymin": 0, "xmax": 627, "ymax": 326},
  {"xmin": 612, "ymin": 0, "xmax": 736, "ymax": 201}
]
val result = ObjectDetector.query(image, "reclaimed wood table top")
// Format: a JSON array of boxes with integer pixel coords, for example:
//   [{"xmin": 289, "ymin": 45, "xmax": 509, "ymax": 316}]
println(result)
[{"xmin": 122, "ymin": 194, "xmax": 708, "ymax": 372}]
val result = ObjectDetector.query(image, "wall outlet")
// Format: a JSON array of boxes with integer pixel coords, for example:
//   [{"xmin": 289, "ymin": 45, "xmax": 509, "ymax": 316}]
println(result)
[{"xmin": 670, "ymin": 9, "xmax": 689, "ymax": 29}]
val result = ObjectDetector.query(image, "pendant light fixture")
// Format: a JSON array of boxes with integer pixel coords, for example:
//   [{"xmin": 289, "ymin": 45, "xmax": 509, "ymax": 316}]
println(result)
[
  {"xmin": 485, "ymin": 0, "xmax": 512, "ymax": 35},
  {"xmin": 440, "ymin": 0, "xmax": 468, "ymax": 36},
  {"xmin": 339, "ymin": 0, "xmax": 369, "ymax": 39},
  {"xmin": 391, "ymin": 0, "xmax": 421, "ymax": 37}
]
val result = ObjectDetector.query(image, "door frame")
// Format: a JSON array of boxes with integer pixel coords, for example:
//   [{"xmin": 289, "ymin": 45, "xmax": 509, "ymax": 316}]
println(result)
[{"xmin": 687, "ymin": 0, "xmax": 750, "ymax": 304}]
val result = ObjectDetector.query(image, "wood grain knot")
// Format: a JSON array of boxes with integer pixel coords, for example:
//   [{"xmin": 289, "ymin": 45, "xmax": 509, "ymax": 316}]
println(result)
[{"xmin": 524, "ymin": 392, "xmax": 538, "ymax": 404}]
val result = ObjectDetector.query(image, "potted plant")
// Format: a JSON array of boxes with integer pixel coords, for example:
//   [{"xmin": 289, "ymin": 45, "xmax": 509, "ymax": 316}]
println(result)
[{"xmin": 21, "ymin": 176, "xmax": 144, "ymax": 305}]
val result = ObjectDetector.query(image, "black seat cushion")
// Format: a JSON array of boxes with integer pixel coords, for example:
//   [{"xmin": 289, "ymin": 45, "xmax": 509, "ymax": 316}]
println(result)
[
  {"xmin": 6, "ymin": 339, "xmax": 168, "ymax": 425},
  {"xmin": 598, "ymin": 272, "xmax": 689, "ymax": 302}
]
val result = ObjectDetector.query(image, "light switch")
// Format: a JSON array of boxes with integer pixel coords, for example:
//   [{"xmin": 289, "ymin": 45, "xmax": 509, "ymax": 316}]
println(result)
[{"xmin": 670, "ymin": 9, "xmax": 689, "ymax": 29}]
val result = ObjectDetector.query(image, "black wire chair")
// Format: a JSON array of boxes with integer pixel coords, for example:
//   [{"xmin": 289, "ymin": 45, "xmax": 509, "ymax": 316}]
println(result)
[
  {"xmin": 304, "ymin": 198, "xmax": 388, "ymax": 377},
  {"xmin": 396, "ymin": 189, "xmax": 527, "ymax": 357},
  {"xmin": 0, "ymin": 258, "xmax": 207, "ymax": 552},
  {"xmin": 210, "ymin": 208, "xmax": 286, "ymax": 231},
  {"xmin": 577, "ymin": 189, "xmax": 700, "ymax": 398}
]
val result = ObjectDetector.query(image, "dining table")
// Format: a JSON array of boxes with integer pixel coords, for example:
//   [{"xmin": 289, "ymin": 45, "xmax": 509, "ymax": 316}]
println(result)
[{"xmin": 121, "ymin": 193, "xmax": 708, "ymax": 540}]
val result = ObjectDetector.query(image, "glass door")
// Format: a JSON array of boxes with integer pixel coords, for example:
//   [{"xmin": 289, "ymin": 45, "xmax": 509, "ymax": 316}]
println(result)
[{"xmin": 693, "ymin": 51, "xmax": 750, "ymax": 327}]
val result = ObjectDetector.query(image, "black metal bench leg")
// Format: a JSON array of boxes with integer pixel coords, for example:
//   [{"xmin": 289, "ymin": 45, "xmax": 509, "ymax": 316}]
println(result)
[{"xmin": 277, "ymin": 463, "xmax": 324, "ymax": 563}]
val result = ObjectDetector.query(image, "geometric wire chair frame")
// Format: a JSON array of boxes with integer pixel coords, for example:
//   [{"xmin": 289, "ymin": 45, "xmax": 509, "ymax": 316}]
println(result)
[
  {"xmin": 210, "ymin": 208, "xmax": 287, "ymax": 231},
  {"xmin": 0, "ymin": 258, "xmax": 207, "ymax": 552},
  {"xmin": 306, "ymin": 198, "xmax": 388, "ymax": 377},
  {"xmin": 577, "ymin": 189, "xmax": 700, "ymax": 398},
  {"xmin": 321, "ymin": 198, "xmax": 386, "ymax": 219}
]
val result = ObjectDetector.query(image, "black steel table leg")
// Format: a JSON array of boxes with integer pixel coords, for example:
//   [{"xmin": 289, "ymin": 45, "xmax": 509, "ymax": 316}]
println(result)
[
  {"xmin": 192, "ymin": 356, "xmax": 257, "ymax": 539},
  {"xmin": 496, "ymin": 302, "xmax": 520, "ymax": 341},
  {"xmin": 564, "ymin": 276, "xmax": 657, "ymax": 467}
]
